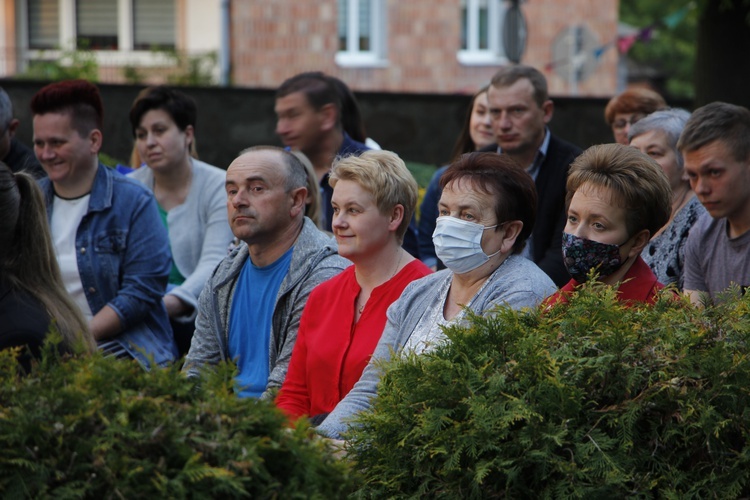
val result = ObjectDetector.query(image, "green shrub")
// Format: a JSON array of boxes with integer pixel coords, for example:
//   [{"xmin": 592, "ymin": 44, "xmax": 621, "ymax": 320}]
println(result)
[
  {"xmin": 346, "ymin": 283, "xmax": 750, "ymax": 498},
  {"xmin": 18, "ymin": 42, "xmax": 99, "ymax": 82},
  {"xmin": 0, "ymin": 345, "xmax": 355, "ymax": 498}
]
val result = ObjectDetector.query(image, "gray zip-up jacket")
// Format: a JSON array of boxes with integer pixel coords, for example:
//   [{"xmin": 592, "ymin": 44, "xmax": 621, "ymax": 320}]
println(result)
[
  {"xmin": 183, "ymin": 218, "xmax": 349, "ymax": 398},
  {"xmin": 317, "ymin": 255, "xmax": 556, "ymax": 438}
]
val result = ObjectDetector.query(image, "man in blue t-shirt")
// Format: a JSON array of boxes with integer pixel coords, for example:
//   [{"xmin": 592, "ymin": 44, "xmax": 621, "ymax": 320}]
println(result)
[{"xmin": 184, "ymin": 146, "xmax": 349, "ymax": 398}]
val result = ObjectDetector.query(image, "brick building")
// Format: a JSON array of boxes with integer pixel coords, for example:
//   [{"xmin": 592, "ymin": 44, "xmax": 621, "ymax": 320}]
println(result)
[
  {"xmin": 2, "ymin": 0, "xmax": 618, "ymax": 96},
  {"xmin": 231, "ymin": 0, "xmax": 619, "ymax": 96}
]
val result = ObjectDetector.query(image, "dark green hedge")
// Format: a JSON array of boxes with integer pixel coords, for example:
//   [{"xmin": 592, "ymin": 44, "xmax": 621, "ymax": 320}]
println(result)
[
  {"xmin": 0, "ymin": 343, "xmax": 355, "ymax": 499},
  {"xmin": 346, "ymin": 284, "xmax": 750, "ymax": 499}
]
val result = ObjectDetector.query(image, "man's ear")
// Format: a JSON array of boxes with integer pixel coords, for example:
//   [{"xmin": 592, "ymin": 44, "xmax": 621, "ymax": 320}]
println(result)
[
  {"xmin": 542, "ymin": 99, "xmax": 554, "ymax": 124},
  {"xmin": 319, "ymin": 103, "xmax": 338, "ymax": 132},
  {"xmin": 290, "ymin": 186, "xmax": 308, "ymax": 218},
  {"xmin": 7, "ymin": 118, "xmax": 19, "ymax": 138}
]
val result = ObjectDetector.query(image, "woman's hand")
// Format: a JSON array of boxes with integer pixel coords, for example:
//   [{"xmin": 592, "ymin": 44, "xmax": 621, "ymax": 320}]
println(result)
[{"xmin": 164, "ymin": 294, "xmax": 191, "ymax": 318}]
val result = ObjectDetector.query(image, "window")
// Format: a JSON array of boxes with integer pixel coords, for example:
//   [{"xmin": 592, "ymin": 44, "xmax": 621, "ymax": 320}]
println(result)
[
  {"xmin": 28, "ymin": 0, "xmax": 59, "ymax": 49},
  {"xmin": 77, "ymin": 0, "xmax": 118, "ymax": 49},
  {"xmin": 133, "ymin": 0, "xmax": 176, "ymax": 50},
  {"xmin": 336, "ymin": 0, "xmax": 387, "ymax": 67},
  {"xmin": 23, "ymin": 0, "xmax": 175, "ymax": 53},
  {"xmin": 458, "ymin": 0, "xmax": 507, "ymax": 65}
]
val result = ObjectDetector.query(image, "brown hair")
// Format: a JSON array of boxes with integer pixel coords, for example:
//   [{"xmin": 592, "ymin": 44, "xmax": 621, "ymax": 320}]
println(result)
[
  {"xmin": 449, "ymin": 85, "xmax": 490, "ymax": 162},
  {"xmin": 440, "ymin": 152, "xmax": 537, "ymax": 254},
  {"xmin": 276, "ymin": 72, "xmax": 341, "ymax": 124},
  {"xmin": 128, "ymin": 86, "xmax": 199, "ymax": 168},
  {"xmin": 677, "ymin": 101, "xmax": 750, "ymax": 162},
  {"xmin": 604, "ymin": 88, "xmax": 666, "ymax": 126},
  {"xmin": 566, "ymin": 144, "xmax": 671, "ymax": 238},
  {"xmin": 490, "ymin": 65, "xmax": 548, "ymax": 107}
]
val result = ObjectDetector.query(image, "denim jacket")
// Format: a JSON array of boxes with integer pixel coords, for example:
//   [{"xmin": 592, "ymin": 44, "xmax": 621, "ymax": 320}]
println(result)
[{"xmin": 40, "ymin": 164, "xmax": 177, "ymax": 367}]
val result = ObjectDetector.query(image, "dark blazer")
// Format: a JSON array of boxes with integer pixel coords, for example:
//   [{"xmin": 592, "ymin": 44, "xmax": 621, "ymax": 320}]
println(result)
[{"xmin": 480, "ymin": 134, "xmax": 582, "ymax": 286}]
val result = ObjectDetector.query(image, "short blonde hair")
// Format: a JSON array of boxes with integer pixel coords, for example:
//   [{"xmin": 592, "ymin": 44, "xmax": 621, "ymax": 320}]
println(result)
[
  {"xmin": 566, "ymin": 143, "xmax": 671, "ymax": 238},
  {"xmin": 329, "ymin": 150, "xmax": 418, "ymax": 242}
]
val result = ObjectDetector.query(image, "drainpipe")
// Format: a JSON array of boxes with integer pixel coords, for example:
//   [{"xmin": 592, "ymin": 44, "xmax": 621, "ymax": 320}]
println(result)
[{"xmin": 219, "ymin": 0, "xmax": 231, "ymax": 86}]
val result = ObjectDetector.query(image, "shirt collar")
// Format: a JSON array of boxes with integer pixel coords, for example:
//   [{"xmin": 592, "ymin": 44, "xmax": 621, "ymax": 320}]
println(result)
[{"xmin": 496, "ymin": 127, "xmax": 550, "ymax": 167}]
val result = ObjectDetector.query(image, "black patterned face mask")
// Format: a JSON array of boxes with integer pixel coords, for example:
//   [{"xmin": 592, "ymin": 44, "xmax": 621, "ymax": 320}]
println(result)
[{"xmin": 562, "ymin": 232, "xmax": 628, "ymax": 282}]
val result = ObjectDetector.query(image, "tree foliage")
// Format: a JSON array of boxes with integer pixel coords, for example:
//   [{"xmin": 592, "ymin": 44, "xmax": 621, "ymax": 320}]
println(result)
[
  {"xmin": 620, "ymin": 1, "xmax": 699, "ymax": 99},
  {"xmin": 0, "ymin": 344, "xmax": 355, "ymax": 498},
  {"xmin": 346, "ymin": 283, "xmax": 750, "ymax": 498}
]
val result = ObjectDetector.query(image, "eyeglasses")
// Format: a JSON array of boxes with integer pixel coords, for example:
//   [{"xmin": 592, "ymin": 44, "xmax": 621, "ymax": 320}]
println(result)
[{"xmin": 612, "ymin": 114, "xmax": 646, "ymax": 130}]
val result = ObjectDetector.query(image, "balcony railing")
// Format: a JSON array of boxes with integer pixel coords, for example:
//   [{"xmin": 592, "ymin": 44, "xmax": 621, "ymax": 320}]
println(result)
[{"xmin": 0, "ymin": 46, "xmax": 218, "ymax": 85}]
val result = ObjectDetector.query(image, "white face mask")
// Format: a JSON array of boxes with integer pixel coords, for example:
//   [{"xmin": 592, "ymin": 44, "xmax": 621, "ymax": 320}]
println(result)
[{"xmin": 432, "ymin": 216, "xmax": 500, "ymax": 274}]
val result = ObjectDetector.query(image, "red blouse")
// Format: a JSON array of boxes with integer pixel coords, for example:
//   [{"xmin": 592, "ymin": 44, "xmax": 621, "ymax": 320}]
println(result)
[
  {"xmin": 275, "ymin": 260, "xmax": 432, "ymax": 420},
  {"xmin": 546, "ymin": 256, "xmax": 665, "ymax": 307}
]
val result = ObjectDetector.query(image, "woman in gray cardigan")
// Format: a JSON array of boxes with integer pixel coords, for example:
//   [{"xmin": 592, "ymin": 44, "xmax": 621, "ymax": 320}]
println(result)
[
  {"xmin": 317, "ymin": 152, "xmax": 557, "ymax": 439},
  {"xmin": 129, "ymin": 86, "xmax": 234, "ymax": 355}
]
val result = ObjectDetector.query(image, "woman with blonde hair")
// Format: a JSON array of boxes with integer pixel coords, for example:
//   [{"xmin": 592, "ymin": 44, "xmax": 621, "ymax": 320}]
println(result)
[
  {"xmin": 0, "ymin": 164, "xmax": 94, "ymax": 365},
  {"xmin": 275, "ymin": 150, "xmax": 432, "ymax": 423},
  {"xmin": 316, "ymin": 152, "xmax": 557, "ymax": 438}
]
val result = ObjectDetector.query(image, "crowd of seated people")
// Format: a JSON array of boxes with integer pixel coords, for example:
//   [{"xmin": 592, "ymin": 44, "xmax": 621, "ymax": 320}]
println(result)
[{"xmin": 2, "ymin": 62, "xmax": 749, "ymax": 446}]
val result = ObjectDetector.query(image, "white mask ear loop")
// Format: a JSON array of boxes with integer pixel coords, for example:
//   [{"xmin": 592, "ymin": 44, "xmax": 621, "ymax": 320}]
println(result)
[{"xmin": 483, "ymin": 221, "xmax": 507, "ymax": 259}]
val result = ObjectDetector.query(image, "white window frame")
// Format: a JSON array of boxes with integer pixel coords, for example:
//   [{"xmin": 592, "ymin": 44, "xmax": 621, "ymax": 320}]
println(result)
[
  {"xmin": 457, "ymin": 0, "xmax": 508, "ymax": 66},
  {"xmin": 335, "ymin": 0, "xmax": 388, "ymax": 68},
  {"xmin": 17, "ymin": 0, "xmax": 177, "ymax": 67}
]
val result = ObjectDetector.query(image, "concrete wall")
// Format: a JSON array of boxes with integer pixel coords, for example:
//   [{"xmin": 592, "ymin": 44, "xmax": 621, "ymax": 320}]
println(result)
[{"xmin": 2, "ymin": 79, "xmax": 644, "ymax": 177}]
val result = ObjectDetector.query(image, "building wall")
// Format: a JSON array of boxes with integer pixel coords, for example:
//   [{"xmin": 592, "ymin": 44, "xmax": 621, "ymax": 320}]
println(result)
[
  {"xmin": 230, "ymin": 0, "xmax": 619, "ymax": 96},
  {"xmin": 184, "ymin": 0, "xmax": 221, "ymax": 53}
]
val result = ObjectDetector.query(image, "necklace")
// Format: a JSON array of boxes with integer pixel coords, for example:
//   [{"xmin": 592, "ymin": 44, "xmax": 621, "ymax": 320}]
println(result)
[{"xmin": 357, "ymin": 249, "xmax": 404, "ymax": 315}]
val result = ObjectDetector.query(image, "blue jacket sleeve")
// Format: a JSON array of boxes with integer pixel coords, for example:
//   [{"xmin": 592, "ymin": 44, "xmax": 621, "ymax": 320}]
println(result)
[{"xmin": 107, "ymin": 192, "xmax": 171, "ymax": 330}]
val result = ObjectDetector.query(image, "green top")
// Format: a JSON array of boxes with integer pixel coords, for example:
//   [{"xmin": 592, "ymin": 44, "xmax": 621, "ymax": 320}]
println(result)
[{"xmin": 157, "ymin": 203, "xmax": 186, "ymax": 286}]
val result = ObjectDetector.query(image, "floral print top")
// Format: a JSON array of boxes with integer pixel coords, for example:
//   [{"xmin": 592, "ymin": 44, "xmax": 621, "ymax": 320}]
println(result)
[{"xmin": 641, "ymin": 196, "xmax": 707, "ymax": 291}]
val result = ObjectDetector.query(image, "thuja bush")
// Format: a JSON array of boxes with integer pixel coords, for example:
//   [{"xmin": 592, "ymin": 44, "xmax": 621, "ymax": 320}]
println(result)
[
  {"xmin": 0, "ymin": 344, "xmax": 355, "ymax": 498},
  {"xmin": 346, "ymin": 284, "xmax": 750, "ymax": 498}
]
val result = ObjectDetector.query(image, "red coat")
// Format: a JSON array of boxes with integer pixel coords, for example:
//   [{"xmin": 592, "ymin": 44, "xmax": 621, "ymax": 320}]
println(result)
[
  {"xmin": 275, "ymin": 260, "xmax": 432, "ymax": 420},
  {"xmin": 546, "ymin": 256, "xmax": 664, "ymax": 307}
]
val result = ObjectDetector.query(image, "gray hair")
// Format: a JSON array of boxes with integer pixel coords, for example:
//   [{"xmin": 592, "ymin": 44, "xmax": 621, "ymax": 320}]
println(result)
[
  {"xmin": 238, "ymin": 145, "xmax": 308, "ymax": 192},
  {"xmin": 628, "ymin": 108, "xmax": 691, "ymax": 168},
  {"xmin": 0, "ymin": 88, "xmax": 13, "ymax": 128}
]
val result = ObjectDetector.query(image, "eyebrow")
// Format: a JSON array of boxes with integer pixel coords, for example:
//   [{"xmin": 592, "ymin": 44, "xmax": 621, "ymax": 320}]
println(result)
[
  {"xmin": 438, "ymin": 201, "xmax": 481, "ymax": 211},
  {"xmin": 247, "ymin": 175, "xmax": 267, "ymax": 182},
  {"xmin": 586, "ymin": 212, "xmax": 614, "ymax": 223},
  {"xmin": 568, "ymin": 206, "xmax": 612, "ymax": 221},
  {"xmin": 686, "ymin": 161, "xmax": 724, "ymax": 173},
  {"xmin": 227, "ymin": 174, "xmax": 268, "ymax": 185}
]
